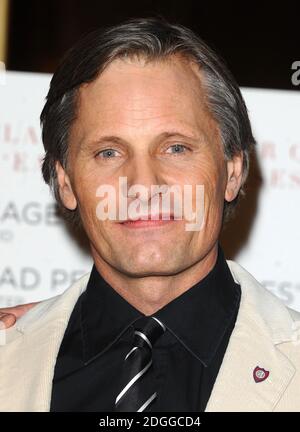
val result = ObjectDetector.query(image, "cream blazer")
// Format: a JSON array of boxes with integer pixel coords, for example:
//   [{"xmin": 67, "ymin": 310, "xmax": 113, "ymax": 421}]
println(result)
[{"xmin": 1, "ymin": 260, "xmax": 300, "ymax": 412}]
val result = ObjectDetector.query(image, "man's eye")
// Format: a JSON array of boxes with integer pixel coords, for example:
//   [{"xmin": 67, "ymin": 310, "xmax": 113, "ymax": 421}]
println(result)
[
  {"xmin": 166, "ymin": 144, "xmax": 189, "ymax": 154},
  {"xmin": 97, "ymin": 149, "xmax": 119, "ymax": 159}
]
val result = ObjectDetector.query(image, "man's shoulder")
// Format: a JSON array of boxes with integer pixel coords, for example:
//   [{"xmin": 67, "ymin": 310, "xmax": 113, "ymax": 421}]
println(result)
[
  {"xmin": 9, "ymin": 271, "xmax": 91, "ymax": 335},
  {"xmin": 226, "ymin": 259, "xmax": 300, "ymax": 341}
]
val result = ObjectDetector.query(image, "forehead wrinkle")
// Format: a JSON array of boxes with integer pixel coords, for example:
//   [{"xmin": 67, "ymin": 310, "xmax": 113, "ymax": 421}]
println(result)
[
  {"xmin": 72, "ymin": 55, "xmax": 220, "ymax": 152},
  {"xmin": 78, "ymin": 58, "xmax": 207, "ymax": 117}
]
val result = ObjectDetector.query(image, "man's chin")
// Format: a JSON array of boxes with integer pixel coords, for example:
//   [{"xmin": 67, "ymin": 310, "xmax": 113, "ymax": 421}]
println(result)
[
  {"xmin": 121, "ymin": 269, "xmax": 177, "ymax": 278},
  {"xmin": 116, "ymin": 260, "xmax": 184, "ymax": 278}
]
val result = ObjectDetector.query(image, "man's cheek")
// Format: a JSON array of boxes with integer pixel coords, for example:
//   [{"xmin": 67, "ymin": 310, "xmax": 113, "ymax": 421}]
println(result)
[{"xmin": 78, "ymin": 196, "xmax": 99, "ymax": 223}]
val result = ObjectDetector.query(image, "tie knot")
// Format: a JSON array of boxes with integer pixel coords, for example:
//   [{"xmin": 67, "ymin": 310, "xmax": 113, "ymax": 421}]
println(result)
[{"xmin": 131, "ymin": 316, "xmax": 166, "ymax": 349}]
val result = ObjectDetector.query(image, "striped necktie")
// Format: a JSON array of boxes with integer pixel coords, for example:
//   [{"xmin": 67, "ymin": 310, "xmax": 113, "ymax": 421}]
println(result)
[{"xmin": 114, "ymin": 315, "xmax": 166, "ymax": 412}]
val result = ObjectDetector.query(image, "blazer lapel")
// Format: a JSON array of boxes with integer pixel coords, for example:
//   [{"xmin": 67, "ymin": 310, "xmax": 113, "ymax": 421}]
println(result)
[
  {"xmin": 205, "ymin": 260, "xmax": 296, "ymax": 411},
  {"xmin": 0, "ymin": 273, "xmax": 90, "ymax": 411}
]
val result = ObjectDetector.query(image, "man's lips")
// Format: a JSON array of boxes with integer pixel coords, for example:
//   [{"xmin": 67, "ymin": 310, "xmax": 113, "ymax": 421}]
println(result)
[{"xmin": 118, "ymin": 214, "xmax": 176, "ymax": 228}]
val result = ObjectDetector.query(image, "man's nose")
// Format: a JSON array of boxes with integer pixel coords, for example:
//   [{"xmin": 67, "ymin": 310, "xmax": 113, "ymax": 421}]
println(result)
[{"xmin": 124, "ymin": 155, "xmax": 164, "ymax": 199}]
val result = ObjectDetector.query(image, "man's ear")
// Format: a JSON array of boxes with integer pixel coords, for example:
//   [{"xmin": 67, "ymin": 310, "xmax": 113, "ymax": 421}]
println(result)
[
  {"xmin": 224, "ymin": 152, "xmax": 244, "ymax": 202},
  {"xmin": 55, "ymin": 161, "xmax": 77, "ymax": 210}
]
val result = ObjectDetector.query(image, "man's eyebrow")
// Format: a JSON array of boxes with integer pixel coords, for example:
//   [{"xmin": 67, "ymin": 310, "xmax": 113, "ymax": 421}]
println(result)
[
  {"xmin": 89, "ymin": 135, "xmax": 125, "ymax": 146},
  {"xmin": 83, "ymin": 131, "xmax": 201, "ymax": 147},
  {"xmin": 79, "ymin": 135, "xmax": 124, "ymax": 150},
  {"xmin": 155, "ymin": 131, "xmax": 200, "ymax": 141}
]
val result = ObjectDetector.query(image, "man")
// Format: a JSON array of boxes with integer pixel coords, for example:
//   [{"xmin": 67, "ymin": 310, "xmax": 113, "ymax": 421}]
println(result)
[{"xmin": 0, "ymin": 17, "xmax": 300, "ymax": 412}]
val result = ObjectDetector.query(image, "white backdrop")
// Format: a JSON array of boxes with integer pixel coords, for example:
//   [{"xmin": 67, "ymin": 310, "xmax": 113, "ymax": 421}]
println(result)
[{"xmin": 0, "ymin": 71, "xmax": 299, "ymax": 310}]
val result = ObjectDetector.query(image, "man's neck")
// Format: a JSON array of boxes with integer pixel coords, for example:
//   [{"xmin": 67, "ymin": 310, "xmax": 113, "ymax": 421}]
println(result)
[{"xmin": 91, "ymin": 243, "xmax": 219, "ymax": 315}]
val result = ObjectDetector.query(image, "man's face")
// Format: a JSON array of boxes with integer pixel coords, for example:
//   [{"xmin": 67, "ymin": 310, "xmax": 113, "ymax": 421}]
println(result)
[{"xmin": 58, "ymin": 55, "xmax": 242, "ymax": 277}]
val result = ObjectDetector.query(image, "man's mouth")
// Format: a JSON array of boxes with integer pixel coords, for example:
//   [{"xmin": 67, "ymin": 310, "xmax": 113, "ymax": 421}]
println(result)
[{"xmin": 119, "ymin": 213, "xmax": 176, "ymax": 228}]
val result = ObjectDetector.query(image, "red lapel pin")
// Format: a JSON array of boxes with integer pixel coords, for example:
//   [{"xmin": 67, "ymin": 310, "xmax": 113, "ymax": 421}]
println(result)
[{"xmin": 253, "ymin": 366, "xmax": 269, "ymax": 383}]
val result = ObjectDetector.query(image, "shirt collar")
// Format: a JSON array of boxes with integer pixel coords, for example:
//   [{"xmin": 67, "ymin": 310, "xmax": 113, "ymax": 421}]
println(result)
[
  {"xmin": 80, "ymin": 243, "xmax": 241, "ymax": 366},
  {"xmin": 154, "ymin": 244, "xmax": 241, "ymax": 366},
  {"xmin": 80, "ymin": 266, "xmax": 143, "ymax": 364}
]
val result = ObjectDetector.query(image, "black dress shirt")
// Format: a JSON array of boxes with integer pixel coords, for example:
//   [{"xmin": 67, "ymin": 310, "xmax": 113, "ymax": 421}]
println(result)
[{"xmin": 50, "ymin": 243, "xmax": 241, "ymax": 412}]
